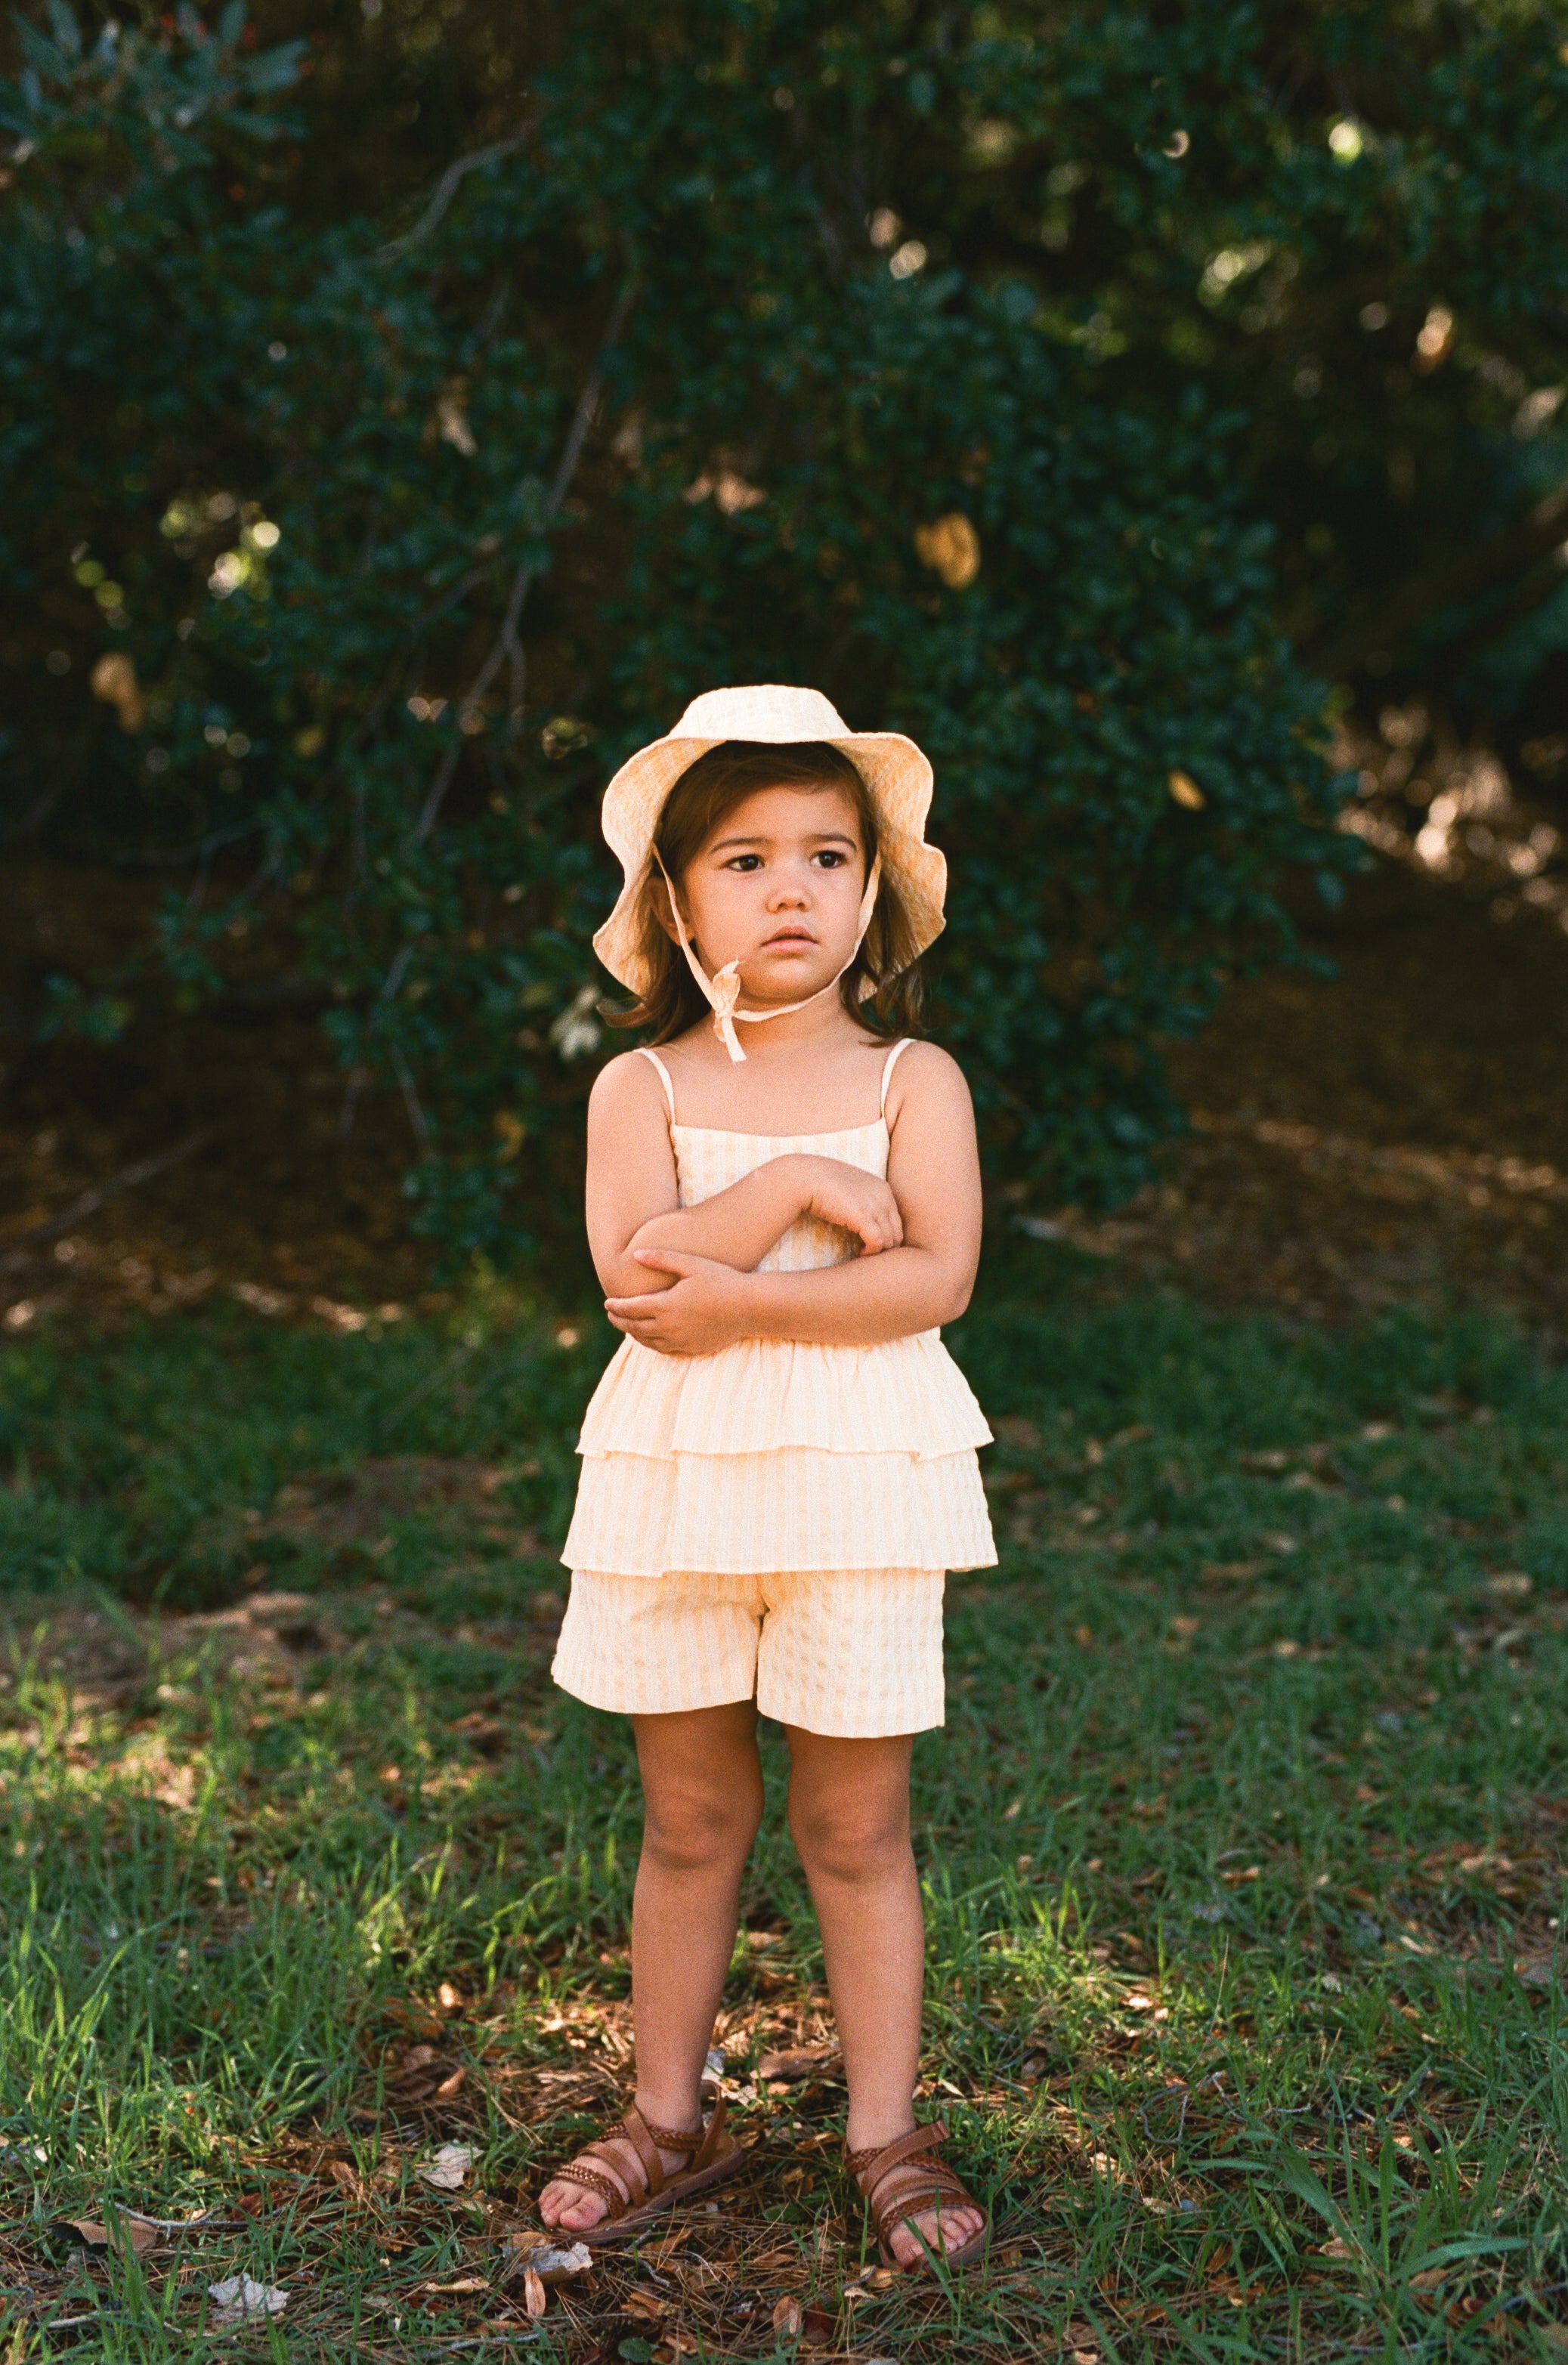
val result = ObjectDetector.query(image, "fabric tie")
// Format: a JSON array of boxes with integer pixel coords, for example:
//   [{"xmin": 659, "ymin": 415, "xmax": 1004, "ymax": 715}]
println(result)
[{"xmin": 652, "ymin": 850, "xmax": 881, "ymax": 1061}]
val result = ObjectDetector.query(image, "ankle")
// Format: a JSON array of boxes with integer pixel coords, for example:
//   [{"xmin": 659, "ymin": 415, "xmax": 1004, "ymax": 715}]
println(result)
[
  {"xmin": 845, "ymin": 2110, "xmax": 919, "ymax": 2156},
  {"xmin": 633, "ymin": 2083, "xmax": 705, "ymax": 2141}
]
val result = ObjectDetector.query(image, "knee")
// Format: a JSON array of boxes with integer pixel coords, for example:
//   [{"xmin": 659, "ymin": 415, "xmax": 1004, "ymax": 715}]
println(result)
[
  {"xmin": 642, "ymin": 1771, "xmax": 762, "ymax": 1875},
  {"xmin": 788, "ymin": 1795, "xmax": 910, "ymax": 1885}
]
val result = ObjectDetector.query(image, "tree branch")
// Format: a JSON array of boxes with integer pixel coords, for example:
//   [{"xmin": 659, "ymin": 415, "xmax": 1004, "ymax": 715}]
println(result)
[
  {"xmin": 1, "ymin": 1130, "xmax": 209, "ymax": 1268},
  {"xmin": 413, "ymin": 274, "xmax": 636, "ymax": 842},
  {"xmin": 375, "ymin": 131, "xmax": 530, "ymax": 264},
  {"xmin": 1310, "ymin": 475, "xmax": 1568, "ymax": 680}
]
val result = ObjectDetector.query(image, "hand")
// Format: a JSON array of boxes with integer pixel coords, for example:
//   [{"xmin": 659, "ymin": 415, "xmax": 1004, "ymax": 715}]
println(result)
[
  {"xmin": 795, "ymin": 1156, "xmax": 903, "ymax": 1256},
  {"xmin": 606, "ymin": 1251, "xmax": 759, "ymax": 1357}
]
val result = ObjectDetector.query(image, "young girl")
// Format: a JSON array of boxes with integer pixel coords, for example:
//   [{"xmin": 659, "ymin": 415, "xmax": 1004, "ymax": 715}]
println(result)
[{"xmin": 538, "ymin": 684, "xmax": 997, "ymax": 2272}]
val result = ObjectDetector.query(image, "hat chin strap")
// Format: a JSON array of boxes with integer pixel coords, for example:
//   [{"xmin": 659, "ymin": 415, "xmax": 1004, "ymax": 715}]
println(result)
[{"xmin": 653, "ymin": 852, "xmax": 882, "ymax": 1063}]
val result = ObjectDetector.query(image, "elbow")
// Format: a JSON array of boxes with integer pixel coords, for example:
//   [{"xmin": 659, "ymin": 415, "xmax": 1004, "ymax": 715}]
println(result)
[{"xmin": 941, "ymin": 1274, "xmax": 975, "ymax": 1324}]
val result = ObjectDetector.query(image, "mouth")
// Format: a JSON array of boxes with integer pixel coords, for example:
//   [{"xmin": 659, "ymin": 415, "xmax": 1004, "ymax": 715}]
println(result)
[{"xmin": 763, "ymin": 927, "xmax": 817, "ymax": 949}]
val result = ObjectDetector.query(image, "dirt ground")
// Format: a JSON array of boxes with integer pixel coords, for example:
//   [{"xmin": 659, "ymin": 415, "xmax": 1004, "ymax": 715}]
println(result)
[{"xmin": 2, "ymin": 852, "xmax": 1566, "ymax": 1334}]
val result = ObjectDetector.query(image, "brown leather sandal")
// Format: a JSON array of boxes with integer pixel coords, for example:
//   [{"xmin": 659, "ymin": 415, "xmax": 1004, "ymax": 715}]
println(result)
[
  {"xmin": 540, "ymin": 2082, "xmax": 744, "ymax": 2246},
  {"xmin": 848, "ymin": 2120, "xmax": 990, "ymax": 2274}
]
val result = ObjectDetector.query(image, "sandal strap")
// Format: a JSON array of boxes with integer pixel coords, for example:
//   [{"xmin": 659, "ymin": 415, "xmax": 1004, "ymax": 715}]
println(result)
[
  {"xmin": 849, "ymin": 2119, "xmax": 949, "ymax": 2185},
  {"xmin": 549, "ymin": 2087, "xmax": 728, "ymax": 2225},
  {"xmin": 685, "ymin": 2085, "xmax": 728, "ymax": 2175},
  {"xmin": 847, "ymin": 2121, "xmax": 982, "ymax": 2249},
  {"xmin": 641, "ymin": 2116, "xmax": 704, "ymax": 2151},
  {"xmin": 868, "ymin": 2159, "xmax": 975, "ymax": 2240},
  {"xmin": 551, "ymin": 2158, "xmax": 631, "ymax": 2213}
]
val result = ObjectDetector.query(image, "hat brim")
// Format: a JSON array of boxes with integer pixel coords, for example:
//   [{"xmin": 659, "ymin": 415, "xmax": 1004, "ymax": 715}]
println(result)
[{"xmin": 592, "ymin": 731, "xmax": 947, "ymax": 999}]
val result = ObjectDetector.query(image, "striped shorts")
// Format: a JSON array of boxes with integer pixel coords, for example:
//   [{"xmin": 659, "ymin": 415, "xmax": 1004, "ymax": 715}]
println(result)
[{"xmin": 551, "ymin": 1567, "xmax": 945, "ymax": 1738}]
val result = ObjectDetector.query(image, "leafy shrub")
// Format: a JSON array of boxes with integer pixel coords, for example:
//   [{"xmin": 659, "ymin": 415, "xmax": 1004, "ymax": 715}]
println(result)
[{"xmin": 5, "ymin": 0, "xmax": 1564, "ymax": 1251}]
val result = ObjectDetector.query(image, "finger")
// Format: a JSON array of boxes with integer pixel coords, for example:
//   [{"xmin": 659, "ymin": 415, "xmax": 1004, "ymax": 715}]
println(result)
[{"xmin": 632, "ymin": 1248, "xmax": 697, "ymax": 1275}]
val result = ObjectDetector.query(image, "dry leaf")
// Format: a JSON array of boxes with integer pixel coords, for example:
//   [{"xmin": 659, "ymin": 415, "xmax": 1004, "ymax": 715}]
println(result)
[
  {"xmin": 756, "ymin": 2043, "xmax": 840, "ymax": 2082},
  {"xmin": 437, "ymin": 1980, "xmax": 463, "ymax": 2012},
  {"xmin": 1319, "ymin": 2236, "xmax": 1354, "ymax": 2260},
  {"xmin": 772, "ymin": 2294, "xmax": 803, "ymax": 2337},
  {"xmin": 914, "ymin": 512, "xmax": 981, "ymax": 589},
  {"xmin": 522, "ymin": 2268, "xmax": 546, "ymax": 2318},
  {"xmin": 91, "ymin": 650, "xmax": 144, "ymax": 731},
  {"xmin": 1167, "ymin": 767, "xmax": 1205, "ymax": 810},
  {"xmin": 418, "ymin": 2142, "xmax": 473, "ymax": 2190},
  {"xmin": 646, "ymin": 2229, "xmax": 693, "ymax": 2267},
  {"xmin": 209, "ymin": 2274, "xmax": 288, "ymax": 2326},
  {"xmin": 503, "ymin": 2238, "xmax": 592, "ymax": 2286},
  {"xmin": 621, "ymin": 2289, "xmax": 669, "ymax": 2321},
  {"xmin": 55, "ymin": 2215, "xmax": 158, "ymax": 2258},
  {"xmin": 416, "ymin": 2276, "xmax": 490, "ymax": 2295},
  {"xmin": 751, "ymin": 2246, "xmax": 799, "ymax": 2273}
]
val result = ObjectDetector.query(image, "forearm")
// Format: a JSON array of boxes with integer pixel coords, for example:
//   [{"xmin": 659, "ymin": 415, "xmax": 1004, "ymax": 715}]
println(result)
[
  {"xmin": 740, "ymin": 1245, "xmax": 971, "ymax": 1346},
  {"xmin": 602, "ymin": 1158, "xmax": 810, "ymax": 1297}
]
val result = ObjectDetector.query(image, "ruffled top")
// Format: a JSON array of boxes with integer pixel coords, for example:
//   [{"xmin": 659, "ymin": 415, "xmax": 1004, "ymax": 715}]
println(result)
[{"xmin": 561, "ymin": 1045, "xmax": 995, "ymax": 1577}]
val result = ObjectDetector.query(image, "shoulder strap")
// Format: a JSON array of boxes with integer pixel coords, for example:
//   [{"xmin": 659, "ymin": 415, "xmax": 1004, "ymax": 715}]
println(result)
[
  {"xmin": 880, "ymin": 1037, "xmax": 914, "ymax": 1118},
  {"xmin": 635, "ymin": 1045, "xmax": 676, "ymax": 1121}
]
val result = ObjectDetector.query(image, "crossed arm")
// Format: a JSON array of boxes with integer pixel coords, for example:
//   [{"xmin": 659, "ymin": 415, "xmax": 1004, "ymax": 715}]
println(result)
[{"xmin": 583, "ymin": 1046, "xmax": 982, "ymax": 1356}]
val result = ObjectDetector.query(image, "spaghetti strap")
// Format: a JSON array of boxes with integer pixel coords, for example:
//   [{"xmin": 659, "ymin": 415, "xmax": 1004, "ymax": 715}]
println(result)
[
  {"xmin": 880, "ymin": 1037, "xmax": 914, "ymax": 1118},
  {"xmin": 635, "ymin": 1046, "xmax": 676, "ymax": 1121}
]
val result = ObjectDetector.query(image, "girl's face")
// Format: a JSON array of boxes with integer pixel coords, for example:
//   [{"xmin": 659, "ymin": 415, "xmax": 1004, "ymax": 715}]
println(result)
[{"xmin": 669, "ymin": 784, "xmax": 868, "ymax": 1010}]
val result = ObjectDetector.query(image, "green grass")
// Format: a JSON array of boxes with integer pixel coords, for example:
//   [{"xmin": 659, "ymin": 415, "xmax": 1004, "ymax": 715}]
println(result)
[{"xmin": 3, "ymin": 1241, "xmax": 1568, "ymax": 2360}]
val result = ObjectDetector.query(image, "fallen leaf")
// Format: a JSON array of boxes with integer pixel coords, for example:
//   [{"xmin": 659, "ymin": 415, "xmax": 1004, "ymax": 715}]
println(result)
[
  {"xmin": 419, "ymin": 2142, "xmax": 474, "ymax": 2191},
  {"xmin": 1409, "ymin": 2267, "xmax": 1447, "ymax": 2292},
  {"xmin": 1319, "ymin": 2237, "xmax": 1354, "ymax": 2261},
  {"xmin": 756, "ymin": 2044, "xmax": 840, "ymax": 2082},
  {"xmin": 437, "ymin": 1980, "xmax": 464, "ymax": 2012},
  {"xmin": 751, "ymin": 2247, "xmax": 799, "ymax": 2272},
  {"xmin": 522, "ymin": 2268, "xmax": 546, "ymax": 2318},
  {"xmin": 434, "ymin": 2067, "xmax": 467, "ymax": 2099},
  {"xmin": 503, "ymin": 2237, "xmax": 592, "ymax": 2286},
  {"xmin": 209, "ymin": 2274, "xmax": 288, "ymax": 2326},
  {"xmin": 648, "ymin": 2223, "xmax": 700, "ymax": 2261},
  {"xmin": 416, "ymin": 2277, "xmax": 490, "ymax": 2295},
  {"xmin": 772, "ymin": 2295, "xmax": 803, "ymax": 2337},
  {"xmin": 54, "ymin": 2215, "xmax": 157, "ymax": 2258},
  {"xmin": 622, "ymin": 2289, "xmax": 670, "ymax": 2320},
  {"xmin": 803, "ymin": 2304, "xmax": 836, "ymax": 2341}
]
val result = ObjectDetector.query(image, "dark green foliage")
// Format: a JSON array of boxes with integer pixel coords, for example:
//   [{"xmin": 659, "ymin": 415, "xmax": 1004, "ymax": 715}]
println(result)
[{"xmin": 4, "ymin": 1, "xmax": 1566, "ymax": 1249}]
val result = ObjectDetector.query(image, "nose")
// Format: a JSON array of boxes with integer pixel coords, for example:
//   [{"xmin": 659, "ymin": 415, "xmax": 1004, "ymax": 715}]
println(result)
[{"xmin": 766, "ymin": 862, "xmax": 812, "ymax": 908}]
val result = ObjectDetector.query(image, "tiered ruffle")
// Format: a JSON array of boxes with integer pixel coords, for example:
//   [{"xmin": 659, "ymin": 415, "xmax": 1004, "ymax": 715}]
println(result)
[{"xmin": 564, "ymin": 1331, "xmax": 996, "ymax": 1576}]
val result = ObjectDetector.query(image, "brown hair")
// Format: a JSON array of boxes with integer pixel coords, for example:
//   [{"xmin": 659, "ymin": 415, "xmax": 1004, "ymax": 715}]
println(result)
[{"xmin": 605, "ymin": 740, "xmax": 925, "ymax": 1044}]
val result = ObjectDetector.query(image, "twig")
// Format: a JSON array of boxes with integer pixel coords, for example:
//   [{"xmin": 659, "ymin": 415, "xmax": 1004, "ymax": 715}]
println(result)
[
  {"xmin": 413, "ymin": 275, "xmax": 636, "ymax": 842},
  {"xmin": 388, "ymin": 1043, "xmax": 432, "ymax": 1150},
  {"xmin": 0, "ymin": 1130, "xmax": 209, "ymax": 1267},
  {"xmin": 376, "ymin": 131, "xmax": 530, "ymax": 264},
  {"xmin": 119, "ymin": 2208, "xmax": 247, "ymax": 2232},
  {"xmin": 377, "ymin": 1333, "xmax": 483, "ymax": 1436}
]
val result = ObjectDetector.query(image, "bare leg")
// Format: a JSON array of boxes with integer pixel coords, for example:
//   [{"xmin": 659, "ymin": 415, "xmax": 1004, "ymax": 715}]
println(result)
[
  {"xmin": 784, "ymin": 1728, "xmax": 983, "ymax": 2266},
  {"xmin": 540, "ymin": 1702, "xmax": 762, "ymax": 2231}
]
